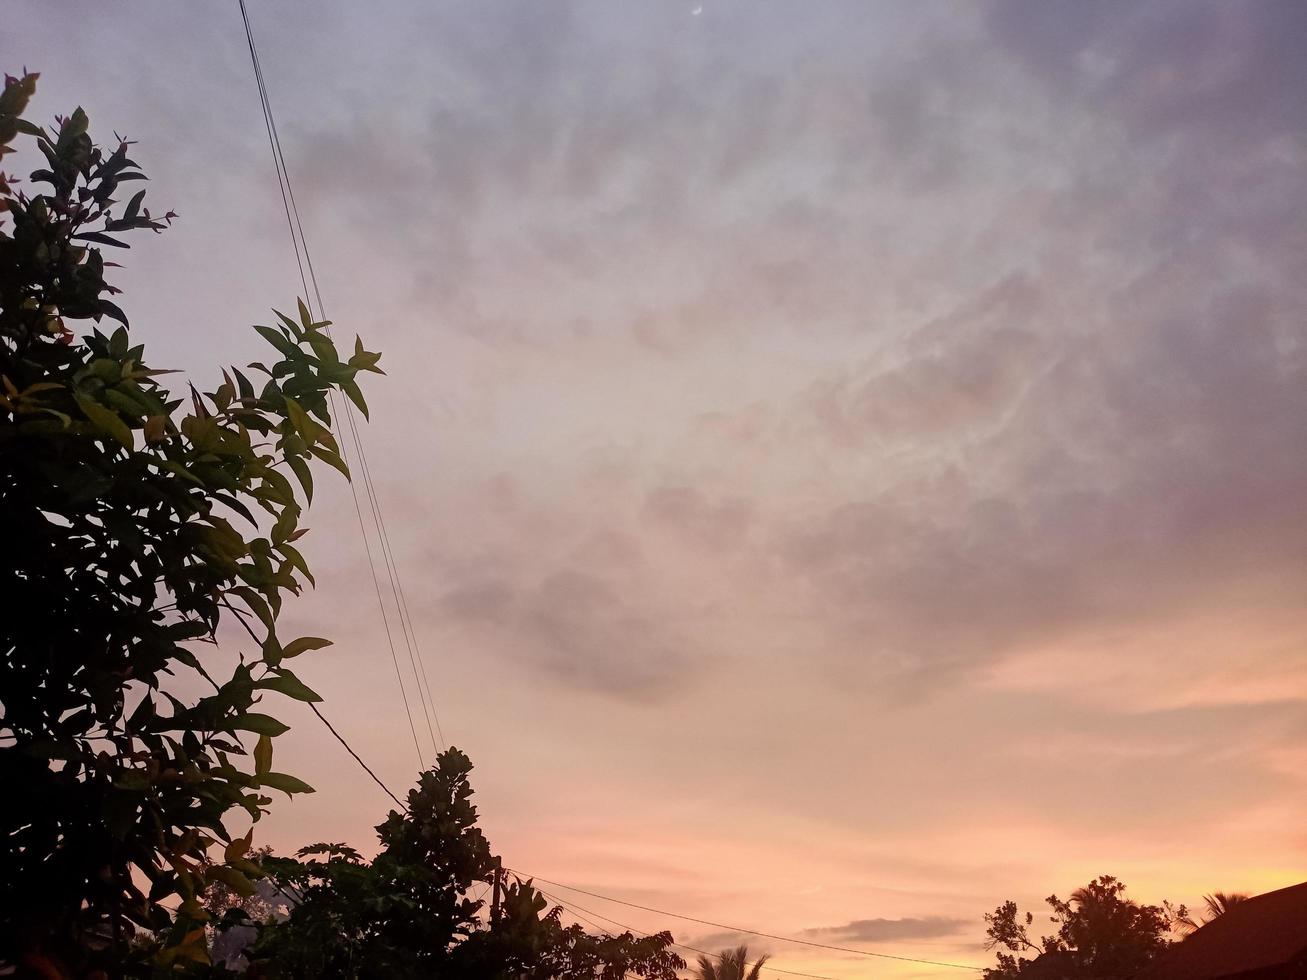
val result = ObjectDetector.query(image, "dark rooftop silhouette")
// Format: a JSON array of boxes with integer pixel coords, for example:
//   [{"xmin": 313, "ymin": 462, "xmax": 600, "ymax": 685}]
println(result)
[{"xmin": 1137, "ymin": 881, "xmax": 1307, "ymax": 980}]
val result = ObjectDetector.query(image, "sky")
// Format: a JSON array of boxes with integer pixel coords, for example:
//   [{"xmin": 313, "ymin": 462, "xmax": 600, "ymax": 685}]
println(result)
[{"xmin": 7, "ymin": 1, "xmax": 1307, "ymax": 975}]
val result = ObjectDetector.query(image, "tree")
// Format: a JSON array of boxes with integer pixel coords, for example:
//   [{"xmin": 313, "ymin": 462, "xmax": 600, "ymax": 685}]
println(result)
[
  {"xmin": 694, "ymin": 944, "xmax": 770, "ymax": 980},
  {"xmin": 983, "ymin": 875, "xmax": 1184, "ymax": 979},
  {"xmin": 204, "ymin": 846, "xmax": 283, "ymax": 970},
  {"xmin": 247, "ymin": 748, "xmax": 686, "ymax": 979},
  {"xmin": 0, "ymin": 70, "xmax": 381, "ymax": 975},
  {"xmin": 1177, "ymin": 891, "xmax": 1248, "ymax": 934}
]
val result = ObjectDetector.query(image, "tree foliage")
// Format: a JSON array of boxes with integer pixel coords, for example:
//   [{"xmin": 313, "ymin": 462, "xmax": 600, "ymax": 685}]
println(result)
[
  {"xmin": 247, "ymin": 748, "xmax": 686, "ymax": 980},
  {"xmin": 0, "ymin": 70, "xmax": 380, "ymax": 974},
  {"xmin": 983, "ymin": 875, "xmax": 1184, "ymax": 979},
  {"xmin": 1176, "ymin": 891, "xmax": 1248, "ymax": 934},
  {"xmin": 694, "ymin": 944, "xmax": 770, "ymax": 980}
]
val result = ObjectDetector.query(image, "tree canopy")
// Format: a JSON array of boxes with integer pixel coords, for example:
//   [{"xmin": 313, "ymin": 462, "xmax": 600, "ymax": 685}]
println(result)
[
  {"xmin": 693, "ymin": 944, "xmax": 770, "ymax": 980},
  {"xmin": 0, "ymin": 69, "xmax": 380, "ymax": 974},
  {"xmin": 983, "ymin": 875, "xmax": 1184, "ymax": 979},
  {"xmin": 1177, "ymin": 891, "xmax": 1248, "ymax": 934},
  {"xmin": 245, "ymin": 748, "xmax": 686, "ymax": 980}
]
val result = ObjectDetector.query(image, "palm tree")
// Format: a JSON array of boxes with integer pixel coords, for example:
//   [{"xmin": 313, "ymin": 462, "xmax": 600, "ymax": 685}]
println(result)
[
  {"xmin": 1178, "ymin": 891, "xmax": 1249, "ymax": 933},
  {"xmin": 694, "ymin": 944, "xmax": 770, "ymax": 980}
]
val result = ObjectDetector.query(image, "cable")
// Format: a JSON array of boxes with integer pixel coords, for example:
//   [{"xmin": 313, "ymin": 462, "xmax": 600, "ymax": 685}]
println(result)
[
  {"xmin": 236, "ymin": 9, "xmax": 976, "ymax": 975},
  {"xmin": 245, "ymin": 0, "xmax": 445, "ymax": 759},
  {"xmin": 537, "ymin": 888, "xmax": 842, "ymax": 980},
  {"xmin": 308, "ymin": 703, "xmax": 406, "ymax": 810},
  {"xmin": 236, "ymin": 0, "xmax": 443, "ymax": 763},
  {"xmin": 238, "ymin": 3, "xmax": 446, "ymax": 758},
  {"xmin": 511, "ymin": 871, "xmax": 984, "ymax": 972},
  {"xmin": 245, "ymin": 704, "xmax": 981, "ymax": 978}
]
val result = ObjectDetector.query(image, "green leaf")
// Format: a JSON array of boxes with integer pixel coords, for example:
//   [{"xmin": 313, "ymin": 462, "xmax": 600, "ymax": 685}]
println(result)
[
  {"xmin": 341, "ymin": 378, "xmax": 369, "ymax": 419},
  {"xmin": 283, "ymin": 396, "xmax": 313, "ymax": 445},
  {"xmin": 258, "ymin": 772, "xmax": 315, "ymax": 796},
  {"xmin": 253, "ymin": 735, "xmax": 272, "ymax": 776},
  {"xmin": 230, "ymin": 586, "xmax": 275, "ymax": 632},
  {"xmin": 225, "ymin": 829, "xmax": 253, "ymax": 862},
  {"xmin": 209, "ymin": 865, "xmax": 256, "ymax": 898},
  {"xmin": 258, "ymin": 669, "xmax": 323, "ymax": 703},
  {"xmin": 262, "ymin": 633, "xmax": 283, "ymax": 668},
  {"xmin": 123, "ymin": 188, "xmax": 146, "ymax": 221},
  {"xmin": 281, "ymin": 636, "xmax": 332, "ymax": 660},
  {"xmin": 310, "ymin": 444, "xmax": 350, "ymax": 479},
  {"xmin": 233, "ymin": 713, "xmax": 290, "ymax": 737},
  {"xmin": 254, "ymin": 324, "xmax": 295, "ymax": 356},
  {"xmin": 74, "ymin": 393, "xmax": 134, "ymax": 450},
  {"xmin": 277, "ymin": 542, "xmax": 315, "ymax": 587},
  {"xmin": 287, "ymin": 454, "xmax": 314, "ymax": 503}
]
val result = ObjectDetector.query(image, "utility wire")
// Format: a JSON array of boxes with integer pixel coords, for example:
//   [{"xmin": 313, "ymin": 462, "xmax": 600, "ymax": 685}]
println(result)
[
  {"xmin": 236, "ymin": 0, "xmax": 444, "ymax": 762},
  {"xmin": 308, "ymin": 703, "xmax": 406, "ymax": 810},
  {"xmin": 537, "ymin": 888, "xmax": 843, "ymax": 980},
  {"xmin": 247, "ymin": 0, "xmax": 445, "ymax": 758},
  {"xmin": 262, "ymin": 711, "xmax": 981, "ymax": 977},
  {"xmin": 237, "ymin": 6, "xmax": 978, "ymax": 975},
  {"xmin": 511, "ymin": 871, "xmax": 984, "ymax": 973},
  {"xmin": 244, "ymin": 15, "xmax": 447, "ymax": 757}
]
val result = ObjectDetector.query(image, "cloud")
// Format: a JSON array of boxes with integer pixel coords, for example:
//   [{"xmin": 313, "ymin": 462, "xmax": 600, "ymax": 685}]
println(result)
[
  {"xmin": 271, "ymin": 0, "xmax": 1307, "ymax": 716},
  {"xmin": 678, "ymin": 931, "xmax": 762, "ymax": 955},
  {"xmin": 643, "ymin": 486, "xmax": 753, "ymax": 551},
  {"xmin": 800, "ymin": 916, "xmax": 968, "ymax": 943},
  {"xmin": 986, "ymin": 0, "xmax": 1307, "ymax": 144},
  {"xmin": 438, "ymin": 568, "xmax": 694, "ymax": 701},
  {"xmin": 775, "ymin": 274, "xmax": 1307, "ymax": 692},
  {"xmin": 807, "ymin": 275, "xmax": 1047, "ymax": 445}
]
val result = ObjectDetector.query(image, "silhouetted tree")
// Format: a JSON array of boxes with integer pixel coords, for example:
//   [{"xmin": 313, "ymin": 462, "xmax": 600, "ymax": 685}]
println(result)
[
  {"xmin": 1177, "ymin": 891, "xmax": 1248, "ymax": 933},
  {"xmin": 983, "ymin": 875, "xmax": 1184, "ymax": 979},
  {"xmin": 247, "ymin": 748, "xmax": 685, "ymax": 979},
  {"xmin": 694, "ymin": 944, "xmax": 770, "ymax": 980},
  {"xmin": 0, "ymin": 70, "xmax": 380, "ymax": 974}
]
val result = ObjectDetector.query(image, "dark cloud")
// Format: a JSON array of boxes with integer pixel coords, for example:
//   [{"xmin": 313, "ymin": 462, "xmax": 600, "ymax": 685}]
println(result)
[
  {"xmin": 801, "ymin": 916, "xmax": 968, "ymax": 943},
  {"xmin": 678, "ymin": 931, "xmax": 762, "ymax": 955},
  {"xmin": 781, "ymin": 273, "xmax": 1307, "ymax": 690},
  {"xmin": 438, "ymin": 568, "xmax": 694, "ymax": 701},
  {"xmin": 987, "ymin": 0, "xmax": 1307, "ymax": 144}
]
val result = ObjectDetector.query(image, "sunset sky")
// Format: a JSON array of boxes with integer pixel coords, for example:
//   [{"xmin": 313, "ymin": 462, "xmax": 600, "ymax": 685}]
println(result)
[{"xmin": 8, "ymin": 2, "xmax": 1307, "ymax": 975}]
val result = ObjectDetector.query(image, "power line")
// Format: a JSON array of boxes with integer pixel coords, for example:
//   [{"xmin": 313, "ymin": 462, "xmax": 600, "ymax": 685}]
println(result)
[
  {"xmin": 236, "ymin": 0, "xmax": 444, "ymax": 761},
  {"xmin": 245, "ymin": 0, "xmax": 446, "ymax": 757},
  {"xmin": 268, "ymin": 709, "xmax": 982, "ymax": 977},
  {"xmin": 235, "ymin": 8, "xmax": 979, "ymax": 975},
  {"xmin": 537, "ymin": 888, "xmax": 843, "ymax": 980},
  {"xmin": 308, "ymin": 703, "xmax": 406, "ymax": 810},
  {"xmin": 511, "ymin": 871, "xmax": 984, "ymax": 973},
  {"xmin": 222, "ymin": 593, "xmax": 406, "ymax": 812}
]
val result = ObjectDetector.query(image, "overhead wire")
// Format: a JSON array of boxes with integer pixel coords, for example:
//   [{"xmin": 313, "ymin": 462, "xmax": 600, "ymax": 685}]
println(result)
[
  {"xmin": 536, "ymin": 888, "xmax": 843, "ymax": 980},
  {"xmin": 244, "ymin": 676, "xmax": 982, "ymax": 975},
  {"xmin": 236, "ymin": 0, "xmax": 445, "ymax": 763},
  {"xmin": 235, "ymin": 5, "xmax": 983, "ymax": 975},
  {"xmin": 512, "ymin": 871, "xmax": 984, "ymax": 973}
]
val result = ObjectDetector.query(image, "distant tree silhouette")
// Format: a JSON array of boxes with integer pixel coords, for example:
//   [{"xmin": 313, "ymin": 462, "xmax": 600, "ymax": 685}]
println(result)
[
  {"xmin": 694, "ymin": 944, "xmax": 770, "ymax": 980},
  {"xmin": 983, "ymin": 875, "xmax": 1184, "ymax": 978},
  {"xmin": 1177, "ymin": 891, "xmax": 1249, "ymax": 933},
  {"xmin": 246, "ymin": 748, "xmax": 685, "ymax": 979}
]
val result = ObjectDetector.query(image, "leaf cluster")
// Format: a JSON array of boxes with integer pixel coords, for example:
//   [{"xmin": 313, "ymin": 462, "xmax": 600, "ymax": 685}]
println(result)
[{"xmin": 0, "ymin": 71, "xmax": 380, "ymax": 975}]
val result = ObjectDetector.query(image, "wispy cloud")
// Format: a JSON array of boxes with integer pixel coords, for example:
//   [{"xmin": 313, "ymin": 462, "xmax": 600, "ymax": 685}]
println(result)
[{"xmin": 801, "ymin": 917, "xmax": 968, "ymax": 943}]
